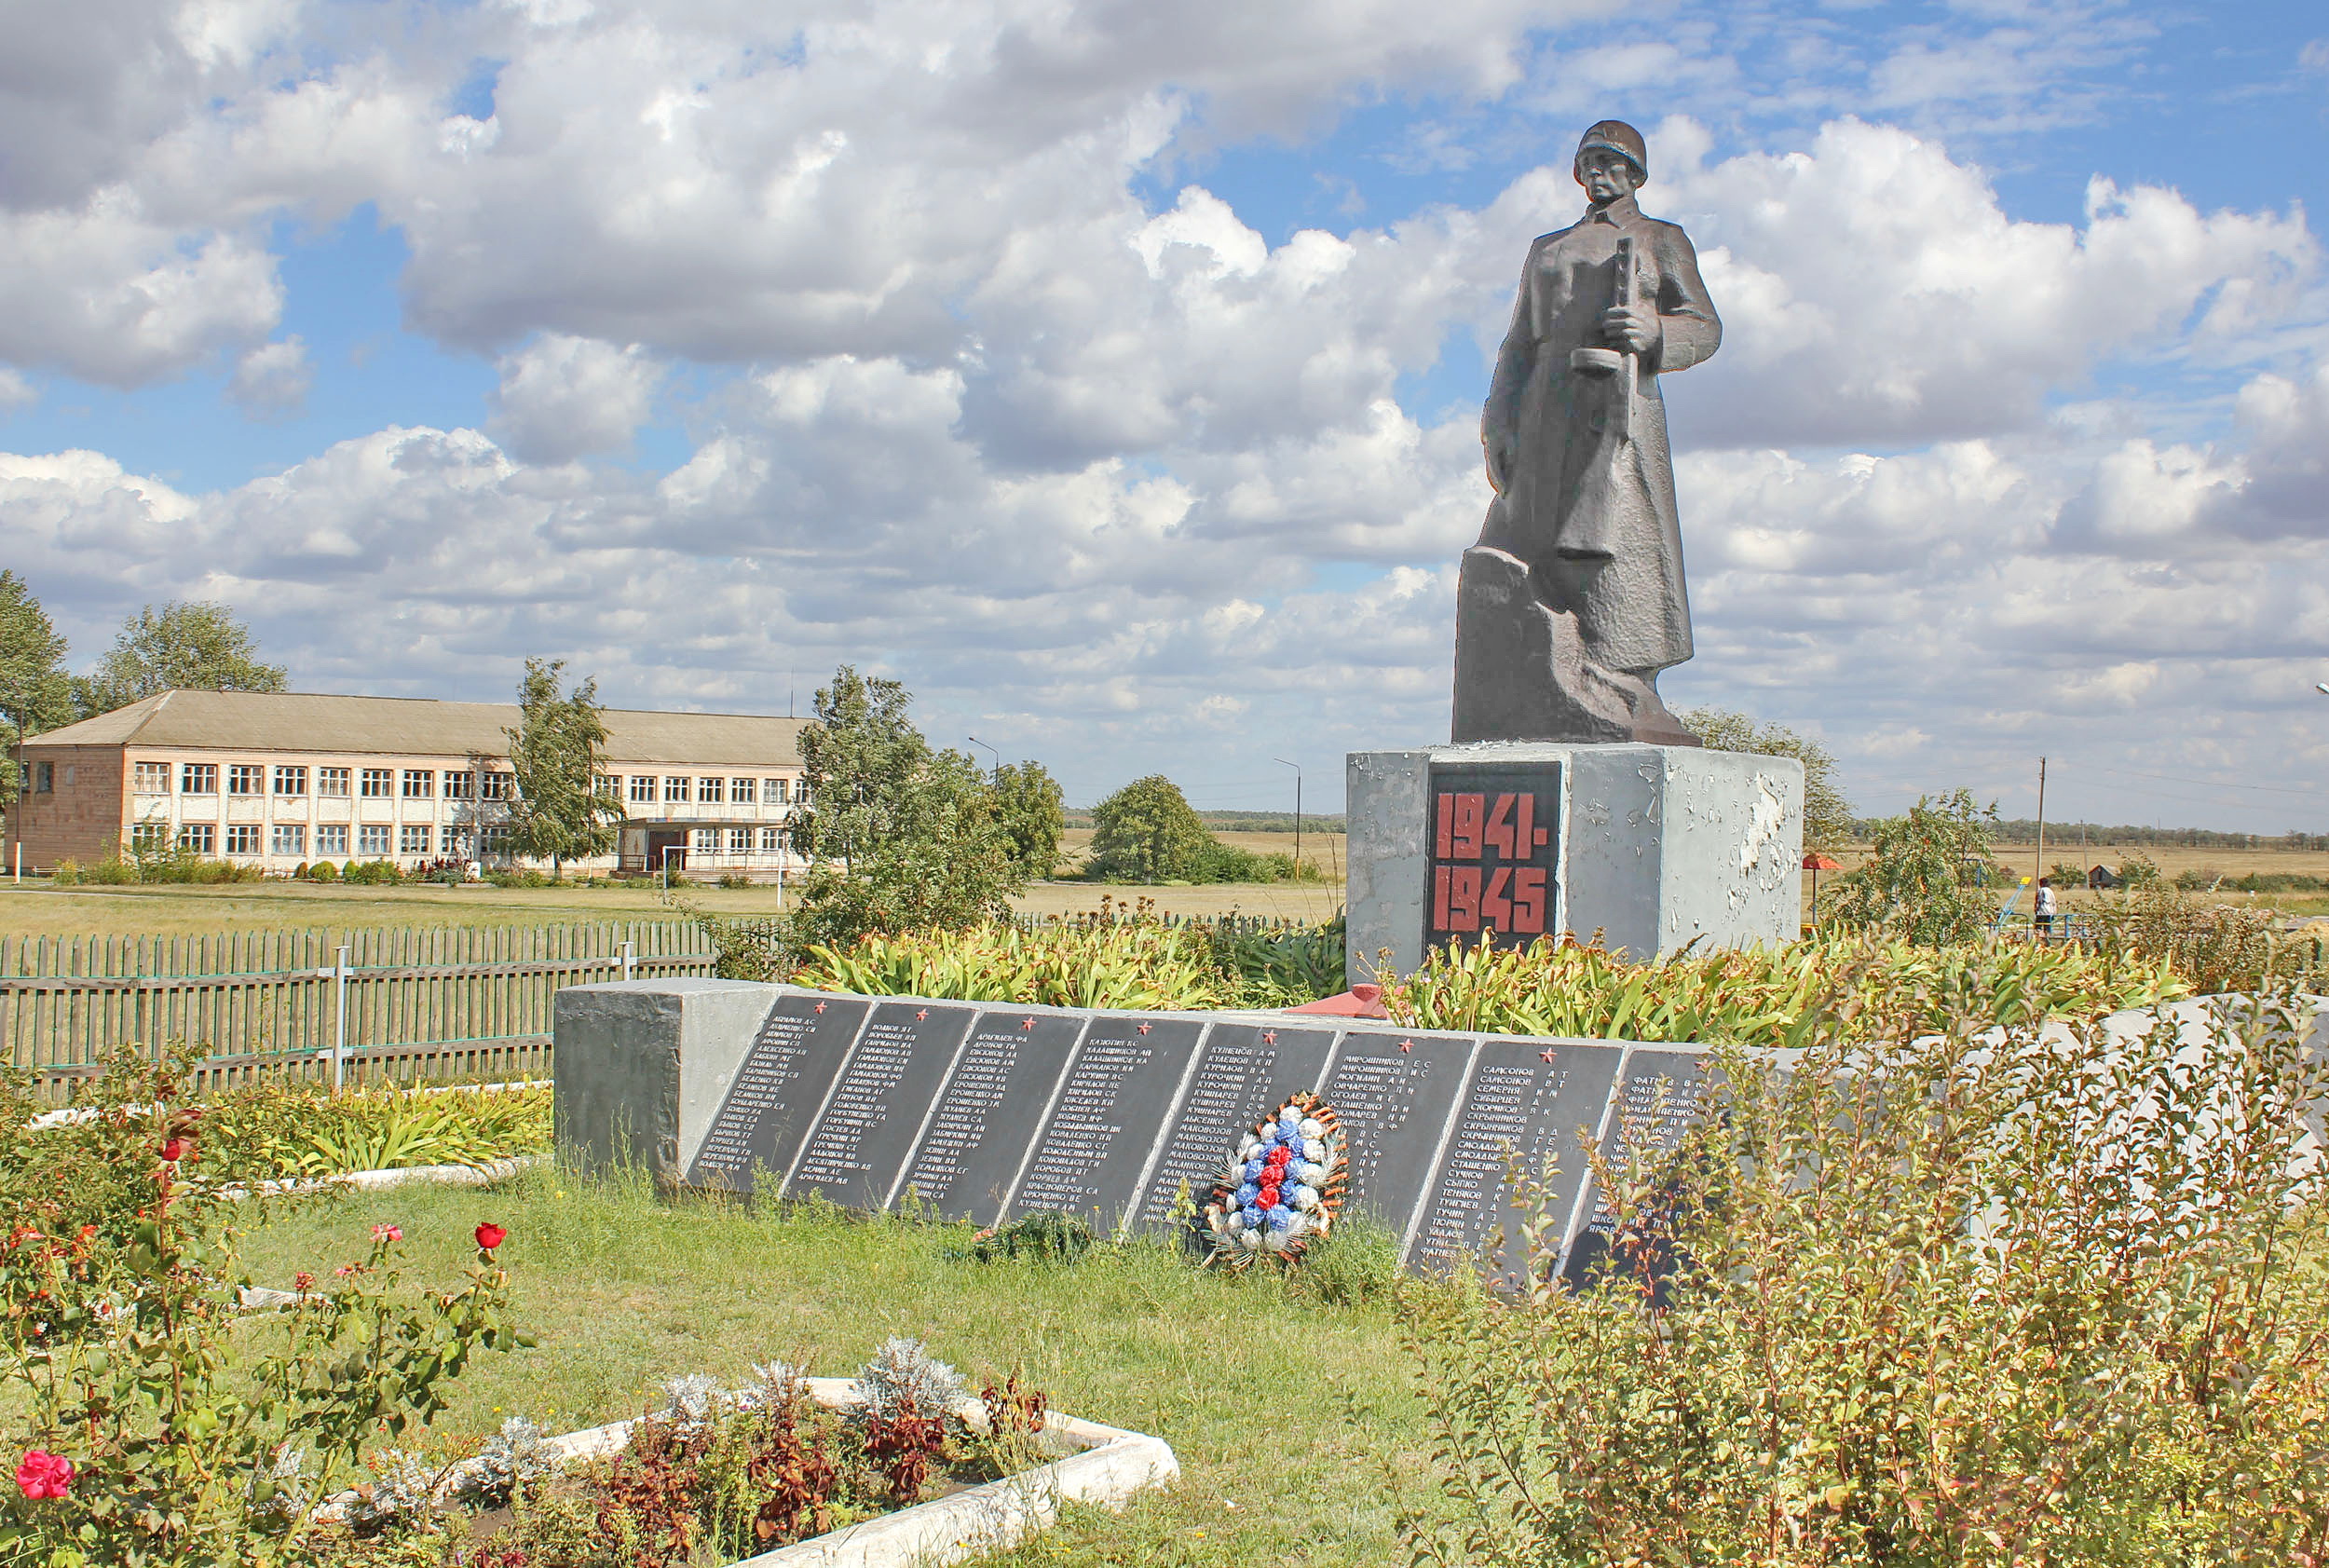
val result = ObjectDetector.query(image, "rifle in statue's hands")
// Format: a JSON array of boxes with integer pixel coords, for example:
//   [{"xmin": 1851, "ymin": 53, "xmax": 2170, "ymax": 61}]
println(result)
[{"xmin": 1567, "ymin": 233, "xmax": 1636, "ymax": 443}]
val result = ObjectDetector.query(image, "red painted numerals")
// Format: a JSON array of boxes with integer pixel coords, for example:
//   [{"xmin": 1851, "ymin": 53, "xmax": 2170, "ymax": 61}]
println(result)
[{"xmin": 1431, "ymin": 790, "xmax": 1550, "ymax": 937}]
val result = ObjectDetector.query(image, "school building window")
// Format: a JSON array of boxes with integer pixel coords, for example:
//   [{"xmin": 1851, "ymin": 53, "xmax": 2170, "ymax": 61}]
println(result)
[
  {"xmin": 228, "ymin": 765, "xmax": 264, "ymax": 796},
  {"xmin": 273, "ymin": 765, "xmax": 306, "ymax": 796},
  {"xmin": 132, "ymin": 761, "xmax": 170, "ymax": 793},
  {"xmin": 664, "ymin": 776, "xmax": 688, "ymax": 803},
  {"xmin": 359, "ymin": 825, "xmax": 390, "ymax": 856},
  {"xmin": 692, "ymin": 828, "xmax": 719, "ymax": 852},
  {"xmin": 181, "ymin": 763, "xmax": 216, "ymax": 795},
  {"xmin": 594, "ymin": 775, "xmax": 619, "ymax": 798},
  {"xmin": 318, "ymin": 767, "xmax": 351, "ymax": 797},
  {"xmin": 697, "ymin": 776, "xmax": 723, "ymax": 804},
  {"xmin": 129, "ymin": 823, "xmax": 170, "ymax": 852},
  {"xmin": 481, "ymin": 771, "xmax": 514, "ymax": 800},
  {"xmin": 766, "ymin": 777, "xmax": 789, "ymax": 803},
  {"xmin": 400, "ymin": 825, "xmax": 431, "ymax": 854},
  {"xmin": 401, "ymin": 770, "xmax": 433, "ymax": 798},
  {"xmin": 628, "ymin": 775, "xmax": 655, "ymax": 803},
  {"xmin": 760, "ymin": 826, "xmax": 783, "ymax": 852},
  {"xmin": 361, "ymin": 768, "xmax": 393, "ymax": 798},
  {"xmin": 177, "ymin": 824, "xmax": 214, "ymax": 854},
  {"xmin": 225, "ymin": 825, "xmax": 261, "ymax": 855},
  {"xmin": 483, "ymin": 824, "xmax": 513, "ymax": 853},
  {"xmin": 443, "ymin": 770, "xmax": 475, "ymax": 799},
  {"xmin": 316, "ymin": 825, "xmax": 348, "ymax": 856},
  {"xmin": 731, "ymin": 777, "xmax": 756, "ymax": 804},
  {"xmin": 272, "ymin": 825, "xmax": 306, "ymax": 857},
  {"xmin": 728, "ymin": 827, "xmax": 751, "ymax": 852},
  {"xmin": 30, "ymin": 762, "xmax": 51, "ymax": 794}
]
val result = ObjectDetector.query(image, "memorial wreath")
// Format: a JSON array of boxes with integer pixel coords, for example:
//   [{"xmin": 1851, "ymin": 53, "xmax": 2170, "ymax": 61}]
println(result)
[{"xmin": 1200, "ymin": 1092, "xmax": 1347, "ymax": 1269}]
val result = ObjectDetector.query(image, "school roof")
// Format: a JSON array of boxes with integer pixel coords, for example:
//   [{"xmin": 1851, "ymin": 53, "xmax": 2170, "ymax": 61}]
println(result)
[{"xmin": 24, "ymin": 690, "xmax": 807, "ymax": 767}]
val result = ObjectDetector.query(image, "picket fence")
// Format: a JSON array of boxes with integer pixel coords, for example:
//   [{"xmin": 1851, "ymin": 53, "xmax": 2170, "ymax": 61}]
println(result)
[{"xmin": 0, "ymin": 920, "xmax": 717, "ymax": 1097}]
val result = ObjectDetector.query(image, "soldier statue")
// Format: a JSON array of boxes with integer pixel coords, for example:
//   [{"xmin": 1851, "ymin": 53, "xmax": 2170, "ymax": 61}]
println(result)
[{"xmin": 1454, "ymin": 118, "xmax": 1722, "ymax": 746}]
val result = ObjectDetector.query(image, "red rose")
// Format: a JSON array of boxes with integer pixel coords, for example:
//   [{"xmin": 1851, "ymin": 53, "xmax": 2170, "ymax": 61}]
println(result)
[
  {"xmin": 15, "ymin": 1451, "xmax": 73, "ymax": 1500},
  {"xmin": 474, "ymin": 1222, "xmax": 508, "ymax": 1252},
  {"xmin": 159, "ymin": 1138, "xmax": 191, "ymax": 1163}
]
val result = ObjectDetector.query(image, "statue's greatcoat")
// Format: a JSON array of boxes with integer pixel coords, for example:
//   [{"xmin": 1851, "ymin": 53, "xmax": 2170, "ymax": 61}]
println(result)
[{"xmin": 1478, "ymin": 192, "xmax": 1720, "ymax": 678}]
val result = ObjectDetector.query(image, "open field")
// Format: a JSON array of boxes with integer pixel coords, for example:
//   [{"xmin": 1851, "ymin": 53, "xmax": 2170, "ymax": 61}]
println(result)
[{"xmin": 238, "ymin": 1166, "xmax": 1434, "ymax": 1566}]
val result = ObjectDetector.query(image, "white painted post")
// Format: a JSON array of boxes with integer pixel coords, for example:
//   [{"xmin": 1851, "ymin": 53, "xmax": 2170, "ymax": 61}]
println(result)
[
  {"xmin": 11, "ymin": 843, "xmax": 18, "ymax": 883},
  {"xmin": 332, "ymin": 944, "xmax": 351, "ymax": 1091},
  {"xmin": 620, "ymin": 940, "xmax": 635, "ymax": 982}
]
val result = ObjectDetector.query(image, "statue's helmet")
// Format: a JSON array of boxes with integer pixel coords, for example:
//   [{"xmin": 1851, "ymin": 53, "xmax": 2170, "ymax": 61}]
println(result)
[{"xmin": 1573, "ymin": 119, "xmax": 1648, "ymax": 186}]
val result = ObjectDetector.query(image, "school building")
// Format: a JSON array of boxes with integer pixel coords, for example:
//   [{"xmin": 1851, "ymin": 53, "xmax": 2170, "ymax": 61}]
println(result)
[{"xmin": 4, "ymin": 689, "xmax": 812, "ymax": 880}]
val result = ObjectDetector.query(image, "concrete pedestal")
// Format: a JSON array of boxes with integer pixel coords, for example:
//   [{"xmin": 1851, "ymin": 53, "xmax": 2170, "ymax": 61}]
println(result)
[{"xmin": 1347, "ymin": 742, "xmax": 1804, "ymax": 977}]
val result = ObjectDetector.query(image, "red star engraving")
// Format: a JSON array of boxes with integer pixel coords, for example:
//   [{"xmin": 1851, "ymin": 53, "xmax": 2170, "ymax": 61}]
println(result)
[
  {"xmin": 1137, "ymin": 1023, "xmax": 1151, "ymax": 1035},
  {"xmin": 1021, "ymin": 1017, "xmax": 1035, "ymax": 1030},
  {"xmin": 1540, "ymin": 1048, "xmax": 1557, "ymax": 1063},
  {"xmin": 1398, "ymin": 1039, "xmax": 1414, "ymax": 1054},
  {"xmin": 916, "ymin": 1009, "xmax": 929, "ymax": 1021},
  {"xmin": 1262, "ymin": 1030, "xmax": 1277, "ymax": 1044},
  {"xmin": 813, "ymin": 1002, "xmax": 826, "ymax": 1015}
]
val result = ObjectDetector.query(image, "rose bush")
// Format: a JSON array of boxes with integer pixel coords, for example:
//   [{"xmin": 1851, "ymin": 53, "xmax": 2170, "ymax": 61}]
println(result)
[{"xmin": 0, "ymin": 1044, "xmax": 529, "ymax": 1567}]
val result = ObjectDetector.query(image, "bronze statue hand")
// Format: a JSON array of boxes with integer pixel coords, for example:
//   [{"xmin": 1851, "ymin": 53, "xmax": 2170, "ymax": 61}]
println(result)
[{"xmin": 1600, "ymin": 304, "xmax": 1659, "ymax": 355}]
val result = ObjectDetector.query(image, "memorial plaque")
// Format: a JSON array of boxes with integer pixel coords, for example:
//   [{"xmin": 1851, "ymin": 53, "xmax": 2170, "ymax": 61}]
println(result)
[
  {"xmin": 784, "ymin": 1001, "xmax": 978, "ymax": 1210},
  {"xmin": 1409, "ymin": 1039, "xmax": 1622, "ymax": 1283},
  {"xmin": 1126, "ymin": 1023, "xmax": 1340, "ymax": 1234},
  {"xmin": 894, "ymin": 1010, "xmax": 1083, "ymax": 1224},
  {"xmin": 1560, "ymin": 1046, "xmax": 1716, "ymax": 1287},
  {"xmin": 1318, "ymin": 1029, "xmax": 1477, "ymax": 1234},
  {"xmin": 1003, "ymin": 1016, "xmax": 1206, "ymax": 1229},
  {"xmin": 1424, "ymin": 762, "xmax": 1560, "ymax": 954},
  {"xmin": 687, "ymin": 994, "xmax": 870, "ymax": 1191}
]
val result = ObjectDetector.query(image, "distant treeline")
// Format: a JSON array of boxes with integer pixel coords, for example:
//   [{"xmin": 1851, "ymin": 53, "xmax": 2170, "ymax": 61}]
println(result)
[
  {"xmin": 1851, "ymin": 817, "xmax": 2329, "ymax": 852},
  {"xmin": 1065, "ymin": 809, "xmax": 1348, "ymax": 833}
]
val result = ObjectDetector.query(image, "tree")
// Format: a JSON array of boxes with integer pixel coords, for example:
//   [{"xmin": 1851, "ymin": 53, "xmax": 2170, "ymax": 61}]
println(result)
[
  {"xmin": 75, "ymin": 600, "xmax": 287, "ymax": 716},
  {"xmin": 502, "ymin": 658, "xmax": 625, "ymax": 878},
  {"xmin": 1087, "ymin": 775, "xmax": 1215, "ymax": 882},
  {"xmin": 989, "ymin": 761, "xmax": 1065, "ymax": 879},
  {"xmin": 1682, "ymin": 706, "xmax": 1855, "ymax": 852},
  {"xmin": 0, "ymin": 572, "xmax": 73, "ymax": 806},
  {"xmin": 790, "ymin": 665, "xmax": 1024, "ymax": 947},
  {"xmin": 1818, "ymin": 788, "xmax": 2005, "ymax": 946}
]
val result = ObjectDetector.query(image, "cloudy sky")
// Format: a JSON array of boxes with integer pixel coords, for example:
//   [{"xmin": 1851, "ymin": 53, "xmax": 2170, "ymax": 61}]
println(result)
[{"xmin": 2, "ymin": 0, "xmax": 2324, "ymax": 828}]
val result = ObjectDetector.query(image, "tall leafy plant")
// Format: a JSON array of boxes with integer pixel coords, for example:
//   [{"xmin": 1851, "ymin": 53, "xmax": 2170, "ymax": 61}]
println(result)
[
  {"xmin": 503, "ymin": 657, "xmax": 625, "ymax": 878},
  {"xmin": 1818, "ymin": 788, "xmax": 2006, "ymax": 946}
]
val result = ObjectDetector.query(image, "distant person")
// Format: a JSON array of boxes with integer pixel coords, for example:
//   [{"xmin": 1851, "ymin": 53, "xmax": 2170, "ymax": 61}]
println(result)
[{"xmin": 2034, "ymin": 877, "xmax": 2057, "ymax": 939}]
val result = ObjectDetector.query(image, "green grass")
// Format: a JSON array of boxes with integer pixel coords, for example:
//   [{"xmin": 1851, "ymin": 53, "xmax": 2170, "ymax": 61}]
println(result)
[{"xmin": 234, "ymin": 1166, "xmax": 1439, "ymax": 1565}]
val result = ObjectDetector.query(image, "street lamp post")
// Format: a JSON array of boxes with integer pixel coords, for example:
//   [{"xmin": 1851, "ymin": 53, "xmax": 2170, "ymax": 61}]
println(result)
[
  {"xmin": 967, "ymin": 735, "xmax": 1000, "ymax": 782},
  {"xmin": 1273, "ymin": 757, "xmax": 1302, "ymax": 873}
]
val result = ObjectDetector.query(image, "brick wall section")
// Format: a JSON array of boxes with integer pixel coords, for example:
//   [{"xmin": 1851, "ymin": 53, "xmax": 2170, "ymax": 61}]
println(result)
[{"xmin": 6, "ymin": 745, "xmax": 128, "ymax": 871}]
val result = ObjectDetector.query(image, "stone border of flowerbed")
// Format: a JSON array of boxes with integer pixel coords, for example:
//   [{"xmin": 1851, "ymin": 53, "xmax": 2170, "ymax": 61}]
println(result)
[{"xmin": 315, "ymin": 1377, "xmax": 1178, "ymax": 1567}]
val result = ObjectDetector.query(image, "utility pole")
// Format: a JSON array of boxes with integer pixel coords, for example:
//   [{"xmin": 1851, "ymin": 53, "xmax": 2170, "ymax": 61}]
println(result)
[
  {"xmin": 2033, "ymin": 756, "xmax": 2048, "ymax": 922},
  {"xmin": 968, "ymin": 736, "xmax": 1000, "ymax": 783},
  {"xmin": 1273, "ymin": 758, "xmax": 1302, "ymax": 871}
]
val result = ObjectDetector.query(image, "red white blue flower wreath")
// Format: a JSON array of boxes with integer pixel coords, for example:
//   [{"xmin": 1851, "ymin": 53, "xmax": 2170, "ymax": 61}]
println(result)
[{"xmin": 1200, "ymin": 1092, "xmax": 1347, "ymax": 1269}]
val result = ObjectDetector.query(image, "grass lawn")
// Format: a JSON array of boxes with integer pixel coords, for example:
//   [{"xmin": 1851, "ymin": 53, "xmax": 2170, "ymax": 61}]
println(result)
[{"xmin": 235, "ymin": 1165, "xmax": 1441, "ymax": 1565}]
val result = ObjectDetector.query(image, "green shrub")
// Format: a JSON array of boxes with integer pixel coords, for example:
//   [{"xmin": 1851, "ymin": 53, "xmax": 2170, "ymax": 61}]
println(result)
[
  {"xmin": 0, "ymin": 1046, "xmax": 525, "ymax": 1563},
  {"xmin": 343, "ymin": 858, "xmax": 403, "ymax": 885},
  {"xmin": 1818, "ymin": 788, "xmax": 2009, "ymax": 945},
  {"xmin": 309, "ymin": 859, "xmax": 341, "ymax": 882},
  {"xmin": 2087, "ymin": 882, "xmax": 2328, "ymax": 994},
  {"xmin": 1381, "ymin": 930, "xmax": 2186, "ymax": 1041},
  {"xmin": 1401, "ymin": 983, "xmax": 2329, "ymax": 1566}
]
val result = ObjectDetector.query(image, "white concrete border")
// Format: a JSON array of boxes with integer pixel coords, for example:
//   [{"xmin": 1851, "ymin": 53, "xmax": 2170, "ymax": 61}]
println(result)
[{"xmin": 319, "ymin": 1376, "xmax": 1177, "ymax": 1564}]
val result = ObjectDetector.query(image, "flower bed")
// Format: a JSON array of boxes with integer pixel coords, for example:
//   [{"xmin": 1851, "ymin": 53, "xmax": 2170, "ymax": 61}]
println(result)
[{"xmin": 302, "ymin": 1340, "xmax": 1177, "ymax": 1566}]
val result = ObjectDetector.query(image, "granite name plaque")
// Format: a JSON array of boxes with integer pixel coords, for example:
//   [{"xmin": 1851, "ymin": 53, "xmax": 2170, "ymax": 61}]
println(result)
[
  {"xmin": 1560, "ymin": 1045, "xmax": 1714, "ymax": 1286},
  {"xmin": 894, "ymin": 1010, "xmax": 1084, "ymax": 1224},
  {"xmin": 1003, "ymin": 1016, "xmax": 1206, "ymax": 1229},
  {"xmin": 1127, "ymin": 1022, "xmax": 1339, "ymax": 1234},
  {"xmin": 1410, "ymin": 1039, "xmax": 1619, "ymax": 1283},
  {"xmin": 786, "ymin": 1001, "xmax": 977, "ymax": 1209},
  {"xmin": 1319, "ymin": 1029, "xmax": 1475, "ymax": 1237},
  {"xmin": 687, "ymin": 994, "xmax": 870, "ymax": 1191}
]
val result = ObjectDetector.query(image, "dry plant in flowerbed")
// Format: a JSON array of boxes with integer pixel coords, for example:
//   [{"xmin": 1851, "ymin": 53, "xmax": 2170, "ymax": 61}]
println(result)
[
  {"xmin": 306, "ymin": 1339, "xmax": 1059, "ymax": 1566},
  {"xmin": 1401, "ymin": 973, "xmax": 2329, "ymax": 1567}
]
